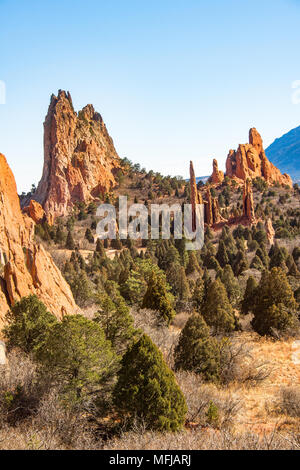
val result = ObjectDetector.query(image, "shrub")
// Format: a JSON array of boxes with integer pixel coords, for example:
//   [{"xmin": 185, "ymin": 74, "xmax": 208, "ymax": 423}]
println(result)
[
  {"xmin": 241, "ymin": 276, "xmax": 257, "ymax": 314},
  {"xmin": 251, "ymin": 268, "xmax": 298, "ymax": 336},
  {"xmin": 202, "ymin": 279, "xmax": 236, "ymax": 334},
  {"xmin": 142, "ymin": 271, "xmax": 175, "ymax": 324},
  {"xmin": 3, "ymin": 295, "xmax": 58, "ymax": 356},
  {"xmin": 38, "ymin": 315, "xmax": 118, "ymax": 405},
  {"xmin": 113, "ymin": 334, "xmax": 187, "ymax": 431},
  {"xmin": 174, "ymin": 314, "xmax": 220, "ymax": 382}
]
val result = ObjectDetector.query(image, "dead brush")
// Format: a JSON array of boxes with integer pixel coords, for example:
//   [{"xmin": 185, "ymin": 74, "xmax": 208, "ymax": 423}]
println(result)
[
  {"xmin": 219, "ymin": 337, "xmax": 271, "ymax": 386},
  {"xmin": 271, "ymin": 386, "xmax": 300, "ymax": 418},
  {"xmin": 175, "ymin": 370, "xmax": 243, "ymax": 429}
]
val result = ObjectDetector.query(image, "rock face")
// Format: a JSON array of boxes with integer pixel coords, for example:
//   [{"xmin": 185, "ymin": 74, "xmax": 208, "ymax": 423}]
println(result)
[
  {"xmin": 0, "ymin": 153, "xmax": 79, "ymax": 327},
  {"xmin": 242, "ymin": 179, "xmax": 255, "ymax": 223},
  {"xmin": 209, "ymin": 159, "xmax": 224, "ymax": 184},
  {"xmin": 225, "ymin": 128, "xmax": 292, "ymax": 187},
  {"xmin": 31, "ymin": 90, "xmax": 120, "ymax": 218},
  {"xmin": 265, "ymin": 218, "xmax": 275, "ymax": 245},
  {"xmin": 23, "ymin": 199, "xmax": 46, "ymax": 224}
]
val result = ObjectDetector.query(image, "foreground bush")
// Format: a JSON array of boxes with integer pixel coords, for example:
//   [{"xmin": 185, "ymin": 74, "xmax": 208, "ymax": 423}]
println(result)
[
  {"xmin": 113, "ymin": 334, "xmax": 187, "ymax": 431},
  {"xmin": 38, "ymin": 315, "xmax": 118, "ymax": 404},
  {"xmin": 3, "ymin": 295, "xmax": 58, "ymax": 356}
]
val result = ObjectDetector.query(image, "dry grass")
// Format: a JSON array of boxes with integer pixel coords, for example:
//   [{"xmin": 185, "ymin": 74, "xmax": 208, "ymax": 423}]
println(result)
[{"xmin": 104, "ymin": 424, "xmax": 300, "ymax": 450}]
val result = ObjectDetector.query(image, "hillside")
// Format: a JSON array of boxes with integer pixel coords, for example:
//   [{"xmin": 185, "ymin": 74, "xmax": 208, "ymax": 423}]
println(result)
[{"xmin": 266, "ymin": 126, "xmax": 300, "ymax": 183}]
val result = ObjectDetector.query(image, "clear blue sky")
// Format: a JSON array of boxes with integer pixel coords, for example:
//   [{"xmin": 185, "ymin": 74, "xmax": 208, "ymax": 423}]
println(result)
[{"xmin": 1, "ymin": 0, "xmax": 300, "ymax": 192}]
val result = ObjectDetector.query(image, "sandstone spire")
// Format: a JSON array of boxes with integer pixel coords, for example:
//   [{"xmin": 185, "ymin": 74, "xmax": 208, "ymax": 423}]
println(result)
[
  {"xmin": 210, "ymin": 159, "xmax": 224, "ymax": 184},
  {"xmin": 204, "ymin": 188, "xmax": 221, "ymax": 226},
  {"xmin": 30, "ymin": 90, "xmax": 120, "ymax": 219},
  {"xmin": 243, "ymin": 179, "xmax": 255, "ymax": 223},
  {"xmin": 190, "ymin": 161, "xmax": 202, "ymax": 231},
  {"xmin": 0, "ymin": 153, "xmax": 79, "ymax": 326}
]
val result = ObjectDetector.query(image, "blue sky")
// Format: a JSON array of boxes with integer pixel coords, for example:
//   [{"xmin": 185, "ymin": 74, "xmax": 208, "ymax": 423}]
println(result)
[{"xmin": 1, "ymin": 0, "xmax": 300, "ymax": 192}]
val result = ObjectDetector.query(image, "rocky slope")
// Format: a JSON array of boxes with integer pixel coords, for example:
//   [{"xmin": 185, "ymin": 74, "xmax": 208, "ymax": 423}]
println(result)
[
  {"xmin": 265, "ymin": 125, "xmax": 300, "ymax": 183},
  {"xmin": 0, "ymin": 153, "xmax": 79, "ymax": 326},
  {"xmin": 210, "ymin": 128, "xmax": 293, "ymax": 188},
  {"xmin": 29, "ymin": 90, "xmax": 120, "ymax": 219}
]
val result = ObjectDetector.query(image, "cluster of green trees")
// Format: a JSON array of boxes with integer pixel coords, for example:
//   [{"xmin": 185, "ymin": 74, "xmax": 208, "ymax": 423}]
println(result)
[{"xmin": 4, "ymin": 295, "xmax": 187, "ymax": 432}]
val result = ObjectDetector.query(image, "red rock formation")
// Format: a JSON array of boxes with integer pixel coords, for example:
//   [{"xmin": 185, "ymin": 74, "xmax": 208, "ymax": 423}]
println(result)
[
  {"xmin": 190, "ymin": 161, "xmax": 203, "ymax": 231},
  {"xmin": 225, "ymin": 128, "xmax": 292, "ymax": 187},
  {"xmin": 243, "ymin": 179, "xmax": 255, "ymax": 223},
  {"xmin": 265, "ymin": 218, "xmax": 275, "ymax": 245},
  {"xmin": 204, "ymin": 188, "xmax": 222, "ymax": 226},
  {"xmin": 31, "ymin": 90, "xmax": 120, "ymax": 219},
  {"xmin": 0, "ymin": 153, "xmax": 79, "ymax": 326},
  {"xmin": 210, "ymin": 159, "xmax": 224, "ymax": 184},
  {"xmin": 23, "ymin": 199, "xmax": 46, "ymax": 224}
]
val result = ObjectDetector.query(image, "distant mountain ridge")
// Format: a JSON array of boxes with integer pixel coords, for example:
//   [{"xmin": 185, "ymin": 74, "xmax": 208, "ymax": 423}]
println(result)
[{"xmin": 265, "ymin": 125, "xmax": 300, "ymax": 183}]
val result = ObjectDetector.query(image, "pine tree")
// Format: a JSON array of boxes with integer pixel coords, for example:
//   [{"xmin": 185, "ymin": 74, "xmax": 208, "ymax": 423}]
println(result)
[
  {"xmin": 95, "ymin": 293, "xmax": 136, "ymax": 353},
  {"xmin": 269, "ymin": 244, "xmax": 287, "ymax": 270},
  {"xmin": 202, "ymin": 279, "xmax": 236, "ymax": 334},
  {"xmin": 4, "ymin": 295, "xmax": 58, "ymax": 355},
  {"xmin": 256, "ymin": 246, "xmax": 269, "ymax": 269},
  {"xmin": 54, "ymin": 225, "xmax": 65, "ymax": 244},
  {"xmin": 65, "ymin": 230, "xmax": 75, "ymax": 250},
  {"xmin": 193, "ymin": 277, "xmax": 205, "ymax": 312},
  {"xmin": 186, "ymin": 251, "xmax": 200, "ymax": 275},
  {"xmin": 174, "ymin": 314, "xmax": 220, "ymax": 382},
  {"xmin": 142, "ymin": 271, "xmax": 175, "ymax": 324},
  {"xmin": 218, "ymin": 264, "xmax": 241, "ymax": 306},
  {"xmin": 241, "ymin": 276, "xmax": 257, "ymax": 314},
  {"xmin": 216, "ymin": 240, "xmax": 229, "ymax": 267},
  {"xmin": 233, "ymin": 249, "xmax": 249, "ymax": 276},
  {"xmin": 251, "ymin": 267, "xmax": 298, "ymax": 336},
  {"xmin": 250, "ymin": 254, "xmax": 264, "ymax": 271},
  {"xmin": 178, "ymin": 266, "xmax": 190, "ymax": 301},
  {"xmin": 113, "ymin": 334, "xmax": 187, "ymax": 431},
  {"xmin": 85, "ymin": 228, "xmax": 94, "ymax": 243},
  {"xmin": 96, "ymin": 238, "xmax": 105, "ymax": 256}
]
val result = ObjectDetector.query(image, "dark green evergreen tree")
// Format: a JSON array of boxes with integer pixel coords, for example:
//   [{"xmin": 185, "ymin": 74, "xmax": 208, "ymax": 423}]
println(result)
[
  {"xmin": 174, "ymin": 314, "xmax": 220, "ymax": 382},
  {"xmin": 113, "ymin": 334, "xmax": 187, "ymax": 431}
]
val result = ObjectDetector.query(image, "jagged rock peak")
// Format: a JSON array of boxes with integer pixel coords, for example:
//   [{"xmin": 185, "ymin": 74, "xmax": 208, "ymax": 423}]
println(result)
[
  {"xmin": 210, "ymin": 128, "xmax": 293, "ymax": 188},
  {"xmin": 31, "ymin": 90, "xmax": 120, "ymax": 219}
]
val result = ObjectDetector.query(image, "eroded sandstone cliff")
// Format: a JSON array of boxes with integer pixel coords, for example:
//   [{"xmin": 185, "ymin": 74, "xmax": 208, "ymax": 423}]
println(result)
[
  {"xmin": 31, "ymin": 90, "xmax": 120, "ymax": 218},
  {"xmin": 0, "ymin": 153, "xmax": 79, "ymax": 326},
  {"xmin": 225, "ymin": 128, "xmax": 292, "ymax": 187}
]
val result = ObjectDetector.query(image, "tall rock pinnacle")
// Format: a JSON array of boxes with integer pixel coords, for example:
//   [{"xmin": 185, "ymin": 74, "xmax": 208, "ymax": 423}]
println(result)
[
  {"xmin": 32, "ymin": 90, "xmax": 120, "ymax": 218},
  {"xmin": 209, "ymin": 159, "xmax": 224, "ymax": 184},
  {"xmin": 242, "ymin": 179, "xmax": 255, "ymax": 223},
  {"xmin": 190, "ymin": 161, "xmax": 201, "ymax": 231}
]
